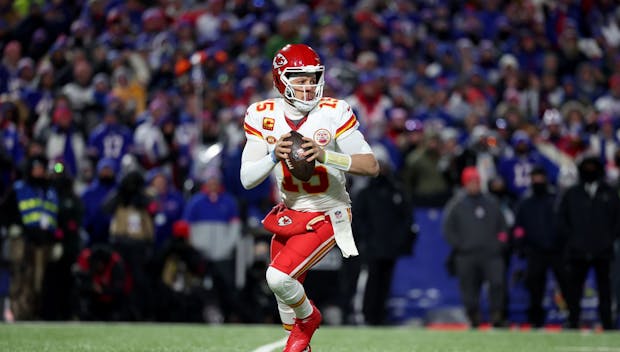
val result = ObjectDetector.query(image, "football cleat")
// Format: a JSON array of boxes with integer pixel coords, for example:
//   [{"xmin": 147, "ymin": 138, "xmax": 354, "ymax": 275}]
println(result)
[{"xmin": 283, "ymin": 303, "xmax": 321, "ymax": 352}]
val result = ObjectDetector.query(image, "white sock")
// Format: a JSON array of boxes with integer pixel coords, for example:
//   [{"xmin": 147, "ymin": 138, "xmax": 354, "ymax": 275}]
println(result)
[
  {"xmin": 266, "ymin": 266, "xmax": 314, "ymax": 319},
  {"xmin": 276, "ymin": 296, "xmax": 295, "ymax": 330}
]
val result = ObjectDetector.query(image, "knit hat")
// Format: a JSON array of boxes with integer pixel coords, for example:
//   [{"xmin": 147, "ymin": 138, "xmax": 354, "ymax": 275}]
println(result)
[
  {"xmin": 172, "ymin": 220, "xmax": 190, "ymax": 239},
  {"xmin": 461, "ymin": 166, "xmax": 480, "ymax": 186}
]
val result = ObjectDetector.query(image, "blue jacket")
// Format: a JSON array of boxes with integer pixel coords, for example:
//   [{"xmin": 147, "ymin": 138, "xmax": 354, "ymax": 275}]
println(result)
[
  {"xmin": 81, "ymin": 180, "xmax": 116, "ymax": 245},
  {"xmin": 152, "ymin": 190, "xmax": 185, "ymax": 249}
]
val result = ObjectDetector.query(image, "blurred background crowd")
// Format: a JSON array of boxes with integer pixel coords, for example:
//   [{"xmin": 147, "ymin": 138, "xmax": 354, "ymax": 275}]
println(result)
[{"xmin": 1, "ymin": 0, "xmax": 620, "ymax": 329}]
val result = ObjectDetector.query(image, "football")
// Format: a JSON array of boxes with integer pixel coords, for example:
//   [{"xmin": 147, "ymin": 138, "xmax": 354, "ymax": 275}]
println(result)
[{"xmin": 283, "ymin": 130, "xmax": 315, "ymax": 182}]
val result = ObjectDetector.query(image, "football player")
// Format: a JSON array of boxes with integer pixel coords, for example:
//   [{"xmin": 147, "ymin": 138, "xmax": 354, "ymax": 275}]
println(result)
[{"xmin": 240, "ymin": 44, "xmax": 379, "ymax": 352}]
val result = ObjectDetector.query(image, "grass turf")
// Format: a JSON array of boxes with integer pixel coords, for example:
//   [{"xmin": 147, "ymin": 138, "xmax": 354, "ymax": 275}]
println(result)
[{"xmin": 0, "ymin": 322, "xmax": 619, "ymax": 352}]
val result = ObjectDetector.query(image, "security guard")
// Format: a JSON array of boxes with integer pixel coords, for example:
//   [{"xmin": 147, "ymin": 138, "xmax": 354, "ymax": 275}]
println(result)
[{"xmin": 1, "ymin": 155, "xmax": 59, "ymax": 319}]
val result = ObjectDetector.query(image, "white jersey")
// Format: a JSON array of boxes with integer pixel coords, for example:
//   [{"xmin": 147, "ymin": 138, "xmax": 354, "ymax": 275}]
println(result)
[{"xmin": 243, "ymin": 97, "xmax": 360, "ymax": 212}]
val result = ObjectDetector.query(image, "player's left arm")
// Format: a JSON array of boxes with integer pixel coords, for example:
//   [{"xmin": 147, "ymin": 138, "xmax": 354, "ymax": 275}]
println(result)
[
  {"xmin": 333, "ymin": 130, "xmax": 379, "ymax": 176},
  {"xmin": 302, "ymin": 130, "xmax": 378, "ymax": 176},
  {"xmin": 302, "ymin": 100, "xmax": 378, "ymax": 176}
]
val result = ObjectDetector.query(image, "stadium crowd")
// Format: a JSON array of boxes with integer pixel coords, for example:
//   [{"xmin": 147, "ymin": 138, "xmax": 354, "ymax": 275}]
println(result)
[{"xmin": 1, "ymin": 0, "xmax": 620, "ymax": 329}]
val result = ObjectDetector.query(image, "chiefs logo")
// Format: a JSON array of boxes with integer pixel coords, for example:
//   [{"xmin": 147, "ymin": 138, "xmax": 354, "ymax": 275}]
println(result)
[
  {"xmin": 278, "ymin": 216, "xmax": 292, "ymax": 226},
  {"xmin": 273, "ymin": 53, "xmax": 288, "ymax": 69},
  {"xmin": 263, "ymin": 117, "xmax": 275, "ymax": 130},
  {"xmin": 266, "ymin": 136, "xmax": 276, "ymax": 144},
  {"xmin": 314, "ymin": 129, "xmax": 331, "ymax": 146}
]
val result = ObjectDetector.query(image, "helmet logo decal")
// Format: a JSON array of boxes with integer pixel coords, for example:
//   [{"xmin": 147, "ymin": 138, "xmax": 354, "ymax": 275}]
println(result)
[{"xmin": 273, "ymin": 53, "xmax": 288, "ymax": 69}]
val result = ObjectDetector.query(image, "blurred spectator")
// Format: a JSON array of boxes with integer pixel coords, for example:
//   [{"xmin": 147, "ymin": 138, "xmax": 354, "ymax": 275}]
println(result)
[
  {"xmin": 353, "ymin": 145, "xmax": 417, "ymax": 325},
  {"xmin": 73, "ymin": 244, "xmax": 131, "ymax": 321},
  {"xmin": 498, "ymin": 130, "xmax": 559, "ymax": 198},
  {"xmin": 538, "ymin": 108, "xmax": 569, "ymax": 150},
  {"xmin": 594, "ymin": 74, "xmax": 620, "ymax": 117},
  {"xmin": 0, "ymin": 155, "xmax": 58, "ymax": 319},
  {"xmin": 60, "ymin": 59, "xmax": 95, "ymax": 127},
  {"xmin": 103, "ymin": 170, "xmax": 155, "ymax": 320},
  {"xmin": 40, "ymin": 160, "xmax": 83, "ymax": 320},
  {"xmin": 195, "ymin": 0, "xmax": 236, "ymax": 47},
  {"xmin": 1, "ymin": 40, "xmax": 22, "ymax": 80},
  {"xmin": 346, "ymin": 70, "xmax": 392, "ymax": 141},
  {"xmin": 487, "ymin": 174, "xmax": 516, "ymax": 320},
  {"xmin": 415, "ymin": 86, "xmax": 455, "ymax": 128},
  {"xmin": 32, "ymin": 62, "xmax": 58, "ymax": 120},
  {"xmin": 87, "ymin": 107, "xmax": 133, "ymax": 166},
  {"xmin": 587, "ymin": 113, "xmax": 619, "ymax": 170},
  {"xmin": 238, "ymin": 242, "xmax": 278, "ymax": 324},
  {"xmin": 47, "ymin": 38, "xmax": 72, "ymax": 88},
  {"xmin": 513, "ymin": 166, "xmax": 569, "ymax": 328},
  {"xmin": 145, "ymin": 168, "xmax": 184, "ymax": 250},
  {"xmin": 556, "ymin": 156, "xmax": 620, "ymax": 330},
  {"xmin": 487, "ymin": 176, "xmax": 516, "ymax": 228},
  {"xmin": 149, "ymin": 219, "xmax": 211, "ymax": 322},
  {"xmin": 402, "ymin": 130, "xmax": 452, "ymax": 207},
  {"xmin": 454, "ymin": 125, "xmax": 500, "ymax": 192},
  {"xmin": 97, "ymin": 8, "xmax": 134, "ymax": 51},
  {"xmin": 183, "ymin": 167, "xmax": 242, "ymax": 322},
  {"xmin": 442, "ymin": 167, "xmax": 508, "ymax": 327},
  {"xmin": 81, "ymin": 158, "xmax": 117, "ymax": 245},
  {"xmin": 111, "ymin": 65, "xmax": 147, "ymax": 120},
  {"xmin": 133, "ymin": 97, "xmax": 171, "ymax": 169},
  {"xmin": 38, "ymin": 100, "xmax": 87, "ymax": 178},
  {"xmin": 263, "ymin": 10, "xmax": 300, "ymax": 60},
  {"xmin": 9, "ymin": 57, "xmax": 37, "ymax": 105},
  {"xmin": 384, "ymin": 107, "xmax": 409, "ymax": 147},
  {"xmin": 557, "ymin": 25, "xmax": 588, "ymax": 78},
  {"xmin": 575, "ymin": 62, "xmax": 604, "ymax": 105},
  {"xmin": 0, "ymin": 100, "xmax": 25, "ymax": 196},
  {"xmin": 400, "ymin": 117, "xmax": 426, "ymax": 156}
]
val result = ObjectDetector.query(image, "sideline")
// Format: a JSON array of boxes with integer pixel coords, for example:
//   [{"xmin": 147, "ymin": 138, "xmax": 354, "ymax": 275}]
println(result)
[
  {"xmin": 250, "ymin": 336, "xmax": 287, "ymax": 352},
  {"xmin": 557, "ymin": 348, "xmax": 620, "ymax": 352}
]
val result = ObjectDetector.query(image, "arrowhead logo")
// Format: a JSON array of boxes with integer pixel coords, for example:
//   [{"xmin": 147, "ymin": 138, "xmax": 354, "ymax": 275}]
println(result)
[
  {"xmin": 278, "ymin": 216, "xmax": 292, "ymax": 226},
  {"xmin": 273, "ymin": 53, "xmax": 288, "ymax": 69}
]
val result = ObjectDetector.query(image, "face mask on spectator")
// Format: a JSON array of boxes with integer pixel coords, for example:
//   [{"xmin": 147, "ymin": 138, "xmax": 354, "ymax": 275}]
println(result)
[
  {"xmin": 531, "ymin": 182, "xmax": 547, "ymax": 195},
  {"xmin": 99, "ymin": 175, "xmax": 116, "ymax": 185},
  {"xmin": 580, "ymin": 169, "xmax": 599, "ymax": 183}
]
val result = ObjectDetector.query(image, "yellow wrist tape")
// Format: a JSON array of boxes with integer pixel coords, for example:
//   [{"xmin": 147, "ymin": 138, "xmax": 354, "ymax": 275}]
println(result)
[{"xmin": 323, "ymin": 150, "xmax": 352, "ymax": 171}]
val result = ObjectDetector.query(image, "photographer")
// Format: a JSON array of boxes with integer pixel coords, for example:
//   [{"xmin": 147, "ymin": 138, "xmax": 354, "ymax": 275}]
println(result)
[{"xmin": 73, "ymin": 244, "xmax": 130, "ymax": 321}]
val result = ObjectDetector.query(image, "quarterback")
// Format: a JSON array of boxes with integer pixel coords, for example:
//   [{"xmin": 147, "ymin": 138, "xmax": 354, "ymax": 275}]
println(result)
[{"xmin": 240, "ymin": 44, "xmax": 379, "ymax": 352}]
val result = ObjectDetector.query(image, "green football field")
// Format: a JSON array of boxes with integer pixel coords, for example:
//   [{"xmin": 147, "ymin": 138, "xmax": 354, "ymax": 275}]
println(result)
[{"xmin": 1, "ymin": 322, "xmax": 619, "ymax": 352}]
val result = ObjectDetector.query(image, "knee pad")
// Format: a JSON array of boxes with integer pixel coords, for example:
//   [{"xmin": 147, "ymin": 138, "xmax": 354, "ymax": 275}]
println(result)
[{"xmin": 266, "ymin": 266, "xmax": 299, "ymax": 300}]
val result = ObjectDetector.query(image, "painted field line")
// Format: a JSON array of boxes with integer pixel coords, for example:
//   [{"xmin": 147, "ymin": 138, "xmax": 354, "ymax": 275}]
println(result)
[
  {"xmin": 557, "ymin": 347, "xmax": 620, "ymax": 352},
  {"xmin": 250, "ymin": 336, "xmax": 287, "ymax": 352}
]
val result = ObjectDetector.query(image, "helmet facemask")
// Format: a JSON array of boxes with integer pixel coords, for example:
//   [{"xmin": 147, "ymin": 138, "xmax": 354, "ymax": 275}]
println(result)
[{"xmin": 280, "ymin": 66, "xmax": 325, "ymax": 113}]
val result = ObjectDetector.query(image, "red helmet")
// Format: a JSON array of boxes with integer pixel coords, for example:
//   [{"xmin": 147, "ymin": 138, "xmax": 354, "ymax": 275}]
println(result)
[{"xmin": 272, "ymin": 44, "xmax": 325, "ymax": 112}]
